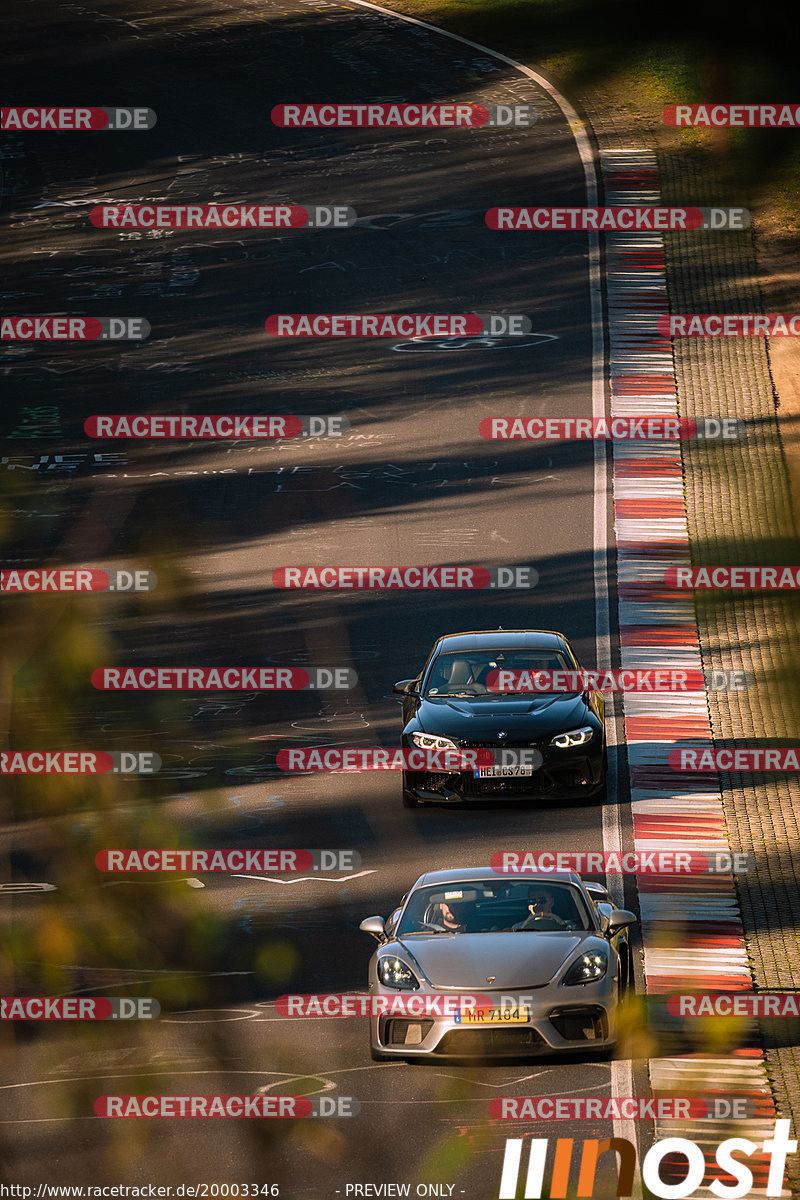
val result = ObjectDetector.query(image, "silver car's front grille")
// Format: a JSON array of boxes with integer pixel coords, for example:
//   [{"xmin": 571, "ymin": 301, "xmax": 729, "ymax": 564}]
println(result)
[{"xmin": 436, "ymin": 1028, "xmax": 544, "ymax": 1054}]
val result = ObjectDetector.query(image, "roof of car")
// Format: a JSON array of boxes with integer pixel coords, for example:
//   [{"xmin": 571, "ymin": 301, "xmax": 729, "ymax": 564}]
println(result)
[
  {"xmin": 431, "ymin": 630, "xmax": 570, "ymax": 653},
  {"xmin": 414, "ymin": 867, "xmax": 582, "ymax": 887}
]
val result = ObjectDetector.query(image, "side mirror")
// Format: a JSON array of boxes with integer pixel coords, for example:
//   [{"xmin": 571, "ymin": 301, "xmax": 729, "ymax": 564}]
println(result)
[
  {"xmin": 393, "ymin": 679, "xmax": 419, "ymax": 696},
  {"xmin": 360, "ymin": 916, "xmax": 387, "ymax": 942},
  {"xmin": 607, "ymin": 908, "xmax": 637, "ymax": 933}
]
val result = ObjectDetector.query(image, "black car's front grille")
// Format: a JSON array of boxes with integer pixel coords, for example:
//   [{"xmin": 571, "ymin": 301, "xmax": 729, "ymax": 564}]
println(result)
[
  {"xmin": 458, "ymin": 739, "xmax": 544, "ymax": 750},
  {"xmin": 548, "ymin": 766, "xmax": 592, "ymax": 788},
  {"xmin": 436, "ymin": 1028, "xmax": 544, "ymax": 1055},
  {"xmin": 460, "ymin": 774, "xmax": 551, "ymax": 796},
  {"xmin": 456, "ymin": 740, "xmax": 548, "ymax": 794},
  {"xmin": 417, "ymin": 774, "xmax": 449, "ymax": 791},
  {"xmin": 412, "ymin": 767, "xmax": 597, "ymax": 796}
]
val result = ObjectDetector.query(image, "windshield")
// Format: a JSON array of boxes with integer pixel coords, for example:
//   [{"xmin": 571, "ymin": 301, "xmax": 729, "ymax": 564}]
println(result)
[
  {"xmin": 423, "ymin": 649, "xmax": 573, "ymax": 696},
  {"xmin": 396, "ymin": 880, "xmax": 592, "ymax": 936}
]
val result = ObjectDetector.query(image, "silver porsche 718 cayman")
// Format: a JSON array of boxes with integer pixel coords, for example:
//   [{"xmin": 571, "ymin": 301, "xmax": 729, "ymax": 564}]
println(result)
[{"xmin": 360, "ymin": 867, "xmax": 636, "ymax": 1060}]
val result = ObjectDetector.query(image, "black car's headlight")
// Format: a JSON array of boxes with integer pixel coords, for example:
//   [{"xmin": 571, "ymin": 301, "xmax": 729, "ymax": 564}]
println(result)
[
  {"xmin": 549, "ymin": 726, "xmax": 595, "ymax": 749},
  {"xmin": 409, "ymin": 731, "xmax": 458, "ymax": 751},
  {"xmin": 562, "ymin": 950, "xmax": 608, "ymax": 985},
  {"xmin": 378, "ymin": 957, "xmax": 421, "ymax": 990}
]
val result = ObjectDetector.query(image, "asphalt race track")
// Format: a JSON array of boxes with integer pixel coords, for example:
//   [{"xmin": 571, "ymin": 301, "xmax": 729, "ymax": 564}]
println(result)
[{"xmin": 1, "ymin": 0, "xmax": 651, "ymax": 1193}]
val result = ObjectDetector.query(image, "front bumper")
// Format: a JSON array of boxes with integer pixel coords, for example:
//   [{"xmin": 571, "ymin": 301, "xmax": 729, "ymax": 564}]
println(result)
[
  {"xmin": 369, "ymin": 985, "xmax": 617, "ymax": 1059},
  {"xmin": 402, "ymin": 744, "xmax": 605, "ymax": 803}
]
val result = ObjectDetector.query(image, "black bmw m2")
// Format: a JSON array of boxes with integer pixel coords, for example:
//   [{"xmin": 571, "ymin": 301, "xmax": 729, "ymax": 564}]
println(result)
[{"xmin": 394, "ymin": 629, "xmax": 607, "ymax": 807}]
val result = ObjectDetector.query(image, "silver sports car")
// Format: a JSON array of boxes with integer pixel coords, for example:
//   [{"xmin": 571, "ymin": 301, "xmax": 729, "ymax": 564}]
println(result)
[{"xmin": 360, "ymin": 867, "xmax": 636, "ymax": 1060}]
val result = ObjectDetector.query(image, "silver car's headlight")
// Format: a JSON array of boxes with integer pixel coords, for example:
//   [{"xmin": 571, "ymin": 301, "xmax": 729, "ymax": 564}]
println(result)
[
  {"xmin": 409, "ymin": 731, "xmax": 458, "ymax": 751},
  {"xmin": 562, "ymin": 950, "xmax": 608, "ymax": 985},
  {"xmin": 549, "ymin": 726, "xmax": 594, "ymax": 749},
  {"xmin": 378, "ymin": 956, "xmax": 421, "ymax": 990}
]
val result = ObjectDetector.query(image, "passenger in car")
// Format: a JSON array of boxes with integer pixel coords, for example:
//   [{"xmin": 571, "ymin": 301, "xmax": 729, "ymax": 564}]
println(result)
[{"xmin": 435, "ymin": 900, "xmax": 469, "ymax": 932}]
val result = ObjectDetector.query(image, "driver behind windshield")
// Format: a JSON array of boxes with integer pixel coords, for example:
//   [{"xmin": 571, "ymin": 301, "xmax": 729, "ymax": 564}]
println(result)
[
  {"xmin": 427, "ymin": 652, "xmax": 571, "ymax": 695},
  {"xmin": 426, "ymin": 657, "xmax": 474, "ymax": 695},
  {"xmin": 512, "ymin": 886, "xmax": 569, "ymax": 930}
]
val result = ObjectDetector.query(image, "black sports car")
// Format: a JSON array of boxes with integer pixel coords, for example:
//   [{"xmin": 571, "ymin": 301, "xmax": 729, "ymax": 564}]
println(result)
[{"xmin": 393, "ymin": 629, "xmax": 606, "ymax": 807}]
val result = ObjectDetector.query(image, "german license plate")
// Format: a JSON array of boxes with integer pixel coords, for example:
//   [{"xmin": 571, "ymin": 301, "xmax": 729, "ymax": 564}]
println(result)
[
  {"xmin": 474, "ymin": 765, "xmax": 535, "ymax": 778},
  {"xmin": 455, "ymin": 1007, "xmax": 530, "ymax": 1025}
]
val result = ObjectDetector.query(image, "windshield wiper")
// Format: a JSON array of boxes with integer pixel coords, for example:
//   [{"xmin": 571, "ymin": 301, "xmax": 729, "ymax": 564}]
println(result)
[
  {"xmin": 428, "ymin": 691, "xmax": 479, "ymax": 698},
  {"xmin": 497, "ymin": 689, "xmax": 580, "ymax": 696}
]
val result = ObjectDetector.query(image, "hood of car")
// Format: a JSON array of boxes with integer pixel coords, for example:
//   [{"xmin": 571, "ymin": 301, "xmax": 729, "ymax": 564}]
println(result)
[
  {"xmin": 396, "ymin": 932, "xmax": 586, "ymax": 989},
  {"xmin": 415, "ymin": 694, "xmax": 590, "ymax": 739}
]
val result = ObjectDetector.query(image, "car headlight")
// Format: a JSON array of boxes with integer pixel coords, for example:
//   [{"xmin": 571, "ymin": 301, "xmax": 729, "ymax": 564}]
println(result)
[
  {"xmin": 409, "ymin": 731, "xmax": 458, "ymax": 751},
  {"xmin": 549, "ymin": 725, "xmax": 594, "ymax": 749},
  {"xmin": 378, "ymin": 956, "xmax": 420, "ymax": 990},
  {"xmin": 562, "ymin": 950, "xmax": 608, "ymax": 985}
]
